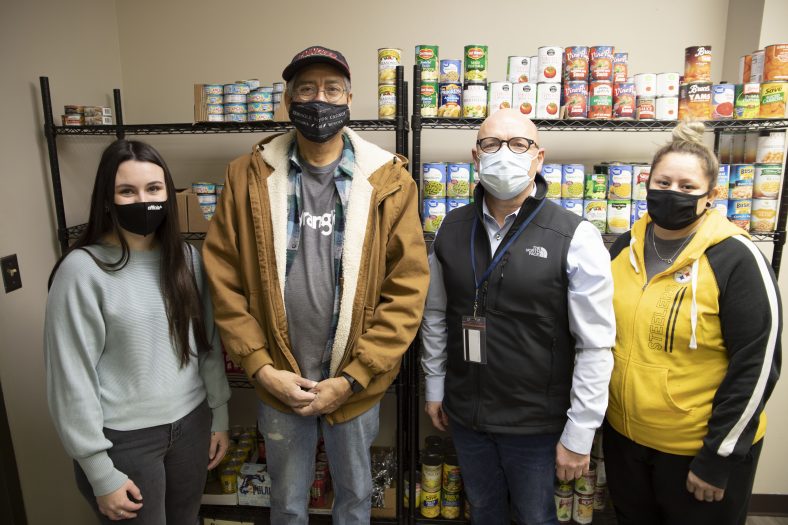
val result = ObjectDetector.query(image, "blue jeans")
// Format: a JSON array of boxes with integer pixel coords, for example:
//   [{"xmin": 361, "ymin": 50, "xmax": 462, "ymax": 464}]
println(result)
[
  {"xmin": 450, "ymin": 420, "xmax": 560, "ymax": 525},
  {"xmin": 257, "ymin": 401, "xmax": 380, "ymax": 525}
]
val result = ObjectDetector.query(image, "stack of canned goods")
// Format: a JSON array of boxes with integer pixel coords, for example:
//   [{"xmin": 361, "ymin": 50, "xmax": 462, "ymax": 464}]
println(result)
[
  {"xmin": 418, "ymin": 436, "xmax": 465, "ymax": 519},
  {"xmin": 192, "ymin": 182, "xmax": 218, "ymax": 220},
  {"xmin": 719, "ymin": 161, "xmax": 782, "ymax": 232},
  {"xmin": 421, "ymin": 162, "xmax": 476, "ymax": 232},
  {"xmin": 378, "ymin": 48, "xmax": 400, "ymax": 120},
  {"xmin": 738, "ymin": 44, "xmax": 788, "ymax": 119},
  {"xmin": 678, "ymin": 46, "xmax": 713, "ymax": 120},
  {"xmin": 310, "ymin": 439, "xmax": 332, "ymax": 508},
  {"xmin": 62, "ymin": 105, "xmax": 113, "ymax": 126},
  {"xmin": 202, "ymin": 80, "xmax": 276, "ymax": 123},
  {"xmin": 554, "ymin": 454, "xmax": 603, "ymax": 524}
]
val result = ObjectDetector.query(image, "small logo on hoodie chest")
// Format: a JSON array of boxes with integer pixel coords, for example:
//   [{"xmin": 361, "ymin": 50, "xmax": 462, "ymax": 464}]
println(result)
[
  {"xmin": 525, "ymin": 245, "xmax": 548, "ymax": 258},
  {"xmin": 674, "ymin": 266, "xmax": 692, "ymax": 284}
]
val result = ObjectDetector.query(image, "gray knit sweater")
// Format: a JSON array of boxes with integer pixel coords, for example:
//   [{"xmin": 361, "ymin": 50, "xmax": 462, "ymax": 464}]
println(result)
[{"xmin": 44, "ymin": 243, "xmax": 230, "ymax": 496}]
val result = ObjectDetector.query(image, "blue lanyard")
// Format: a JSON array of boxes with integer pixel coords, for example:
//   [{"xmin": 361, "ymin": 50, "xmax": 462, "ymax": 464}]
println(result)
[{"xmin": 471, "ymin": 198, "xmax": 545, "ymax": 291}]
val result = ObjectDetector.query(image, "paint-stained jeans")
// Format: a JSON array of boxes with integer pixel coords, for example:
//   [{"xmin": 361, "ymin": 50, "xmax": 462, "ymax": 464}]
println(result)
[{"xmin": 257, "ymin": 401, "xmax": 380, "ymax": 525}]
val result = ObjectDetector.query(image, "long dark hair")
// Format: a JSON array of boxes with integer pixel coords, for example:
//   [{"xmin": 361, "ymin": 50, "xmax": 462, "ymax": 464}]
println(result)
[{"xmin": 48, "ymin": 139, "xmax": 210, "ymax": 366}]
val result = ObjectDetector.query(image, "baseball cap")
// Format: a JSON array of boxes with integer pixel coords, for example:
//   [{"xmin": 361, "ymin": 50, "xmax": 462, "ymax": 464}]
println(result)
[{"xmin": 282, "ymin": 46, "xmax": 351, "ymax": 81}]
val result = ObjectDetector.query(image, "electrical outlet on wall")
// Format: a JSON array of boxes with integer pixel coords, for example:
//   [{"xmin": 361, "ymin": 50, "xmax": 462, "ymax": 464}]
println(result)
[{"xmin": 1, "ymin": 254, "xmax": 22, "ymax": 293}]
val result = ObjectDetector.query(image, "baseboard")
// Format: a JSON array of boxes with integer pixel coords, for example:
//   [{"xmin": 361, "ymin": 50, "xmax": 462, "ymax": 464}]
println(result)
[{"xmin": 749, "ymin": 494, "xmax": 788, "ymax": 516}]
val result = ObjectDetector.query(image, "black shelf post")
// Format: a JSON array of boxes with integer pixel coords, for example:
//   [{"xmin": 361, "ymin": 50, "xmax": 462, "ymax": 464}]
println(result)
[
  {"xmin": 113, "ymin": 88, "xmax": 125, "ymax": 139},
  {"xmin": 40, "ymin": 77, "xmax": 69, "ymax": 254}
]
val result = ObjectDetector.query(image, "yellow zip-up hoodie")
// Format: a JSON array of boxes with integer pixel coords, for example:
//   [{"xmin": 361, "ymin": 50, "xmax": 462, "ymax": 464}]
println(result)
[{"xmin": 607, "ymin": 210, "xmax": 781, "ymax": 488}]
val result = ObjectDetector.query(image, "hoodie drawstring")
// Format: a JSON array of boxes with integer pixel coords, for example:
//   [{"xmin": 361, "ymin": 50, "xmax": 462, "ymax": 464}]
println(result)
[
  {"xmin": 689, "ymin": 259, "xmax": 699, "ymax": 350},
  {"xmin": 629, "ymin": 235, "xmax": 639, "ymax": 274}
]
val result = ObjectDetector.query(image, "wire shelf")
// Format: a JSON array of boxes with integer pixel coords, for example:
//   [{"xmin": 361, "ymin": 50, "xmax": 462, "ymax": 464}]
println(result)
[
  {"xmin": 416, "ymin": 118, "xmax": 788, "ymax": 132},
  {"xmin": 52, "ymin": 120, "xmax": 398, "ymax": 136}
]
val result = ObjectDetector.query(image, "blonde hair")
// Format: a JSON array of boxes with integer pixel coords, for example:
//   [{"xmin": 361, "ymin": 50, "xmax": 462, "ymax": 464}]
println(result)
[{"xmin": 648, "ymin": 119, "xmax": 719, "ymax": 195}]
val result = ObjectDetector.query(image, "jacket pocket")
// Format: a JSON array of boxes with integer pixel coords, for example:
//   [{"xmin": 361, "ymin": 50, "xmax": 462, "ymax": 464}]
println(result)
[{"xmin": 625, "ymin": 361, "xmax": 694, "ymax": 427}]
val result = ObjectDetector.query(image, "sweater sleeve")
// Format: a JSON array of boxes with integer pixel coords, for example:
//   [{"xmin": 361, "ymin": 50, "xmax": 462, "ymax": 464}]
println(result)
[
  {"xmin": 191, "ymin": 247, "xmax": 231, "ymax": 433},
  {"xmin": 44, "ymin": 252, "xmax": 128, "ymax": 497},
  {"xmin": 691, "ymin": 236, "xmax": 782, "ymax": 488}
]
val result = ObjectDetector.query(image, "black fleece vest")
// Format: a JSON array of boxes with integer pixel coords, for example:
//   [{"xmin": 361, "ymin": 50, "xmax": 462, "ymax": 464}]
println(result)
[{"xmin": 433, "ymin": 178, "xmax": 583, "ymax": 434}]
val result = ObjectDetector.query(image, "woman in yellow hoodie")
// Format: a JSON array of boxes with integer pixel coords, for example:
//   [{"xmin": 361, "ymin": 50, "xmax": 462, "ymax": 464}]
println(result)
[{"xmin": 605, "ymin": 121, "xmax": 781, "ymax": 525}]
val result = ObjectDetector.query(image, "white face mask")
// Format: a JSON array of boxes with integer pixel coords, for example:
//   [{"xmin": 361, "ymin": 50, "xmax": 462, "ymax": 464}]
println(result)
[{"xmin": 478, "ymin": 147, "xmax": 536, "ymax": 200}]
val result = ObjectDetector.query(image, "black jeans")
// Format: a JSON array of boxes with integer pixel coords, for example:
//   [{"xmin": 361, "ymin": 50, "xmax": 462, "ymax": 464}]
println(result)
[
  {"xmin": 603, "ymin": 421, "xmax": 762, "ymax": 525},
  {"xmin": 75, "ymin": 401, "xmax": 211, "ymax": 525}
]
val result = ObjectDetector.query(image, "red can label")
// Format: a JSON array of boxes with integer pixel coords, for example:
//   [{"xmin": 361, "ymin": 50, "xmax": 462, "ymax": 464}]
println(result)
[
  {"xmin": 637, "ymin": 96, "xmax": 656, "ymax": 120},
  {"xmin": 310, "ymin": 478, "xmax": 327, "ymax": 507},
  {"xmin": 613, "ymin": 53, "xmax": 629, "ymax": 83},
  {"xmin": 590, "ymin": 46, "xmax": 615, "ymax": 81},
  {"xmin": 564, "ymin": 46, "xmax": 589, "ymax": 81},
  {"xmin": 564, "ymin": 81, "xmax": 588, "ymax": 118},
  {"xmin": 613, "ymin": 82, "xmax": 636, "ymax": 119},
  {"xmin": 589, "ymin": 81, "xmax": 613, "ymax": 119}
]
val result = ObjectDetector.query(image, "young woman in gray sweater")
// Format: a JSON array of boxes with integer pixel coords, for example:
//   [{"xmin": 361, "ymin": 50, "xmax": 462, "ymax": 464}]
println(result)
[{"xmin": 44, "ymin": 140, "xmax": 230, "ymax": 525}]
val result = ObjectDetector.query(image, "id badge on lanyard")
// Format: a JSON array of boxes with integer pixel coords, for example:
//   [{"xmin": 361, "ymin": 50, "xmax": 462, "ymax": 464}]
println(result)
[{"xmin": 462, "ymin": 315, "xmax": 487, "ymax": 364}]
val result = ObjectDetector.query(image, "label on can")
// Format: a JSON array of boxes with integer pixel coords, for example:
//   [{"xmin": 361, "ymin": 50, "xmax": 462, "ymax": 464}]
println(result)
[
  {"xmin": 760, "ymin": 81, "xmax": 788, "ymax": 118},
  {"xmin": 573, "ymin": 492, "xmax": 595, "ymax": 524},
  {"xmin": 447, "ymin": 163, "xmax": 472, "ymax": 198},
  {"xmin": 679, "ymin": 82, "xmax": 712, "ymax": 120},
  {"xmin": 590, "ymin": 46, "xmax": 615, "ymax": 81},
  {"xmin": 635, "ymin": 73, "xmax": 657, "ymax": 97},
  {"xmin": 593, "ymin": 486, "xmax": 608, "ymax": 511},
  {"xmin": 585, "ymin": 173, "xmax": 607, "ymax": 199},
  {"xmin": 507, "ymin": 56, "xmax": 531, "ymax": 83},
  {"xmin": 741, "ymin": 55, "xmax": 753, "ymax": 84},
  {"xmin": 416, "ymin": 45, "xmax": 439, "ymax": 82},
  {"xmin": 420, "ymin": 82, "xmax": 439, "ymax": 117},
  {"xmin": 751, "ymin": 49, "xmax": 765, "ymax": 83},
  {"xmin": 716, "ymin": 164, "xmax": 731, "ymax": 200},
  {"xmin": 248, "ymin": 102, "xmax": 273, "ymax": 112},
  {"xmin": 204, "ymin": 84, "xmax": 223, "ymax": 95},
  {"xmin": 423, "ymin": 163, "xmax": 447, "ymax": 198},
  {"xmin": 562, "ymin": 199, "xmax": 584, "ymax": 217},
  {"xmin": 207, "ymin": 104, "xmax": 223, "ymax": 115},
  {"xmin": 764, "ymin": 44, "xmax": 788, "ymax": 82},
  {"xmin": 637, "ymin": 96, "xmax": 656, "ymax": 120},
  {"xmin": 562, "ymin": 164, "xmax": 585, "ymax": 199},
  {"xmin": 378, "ymin": 85, "xmax": 396, "ymax": 120},
  {"xmin": 633, "ymin": 165, "xmax": 651, "ymax": 200},
  {"xmin": 438, "ymin": 83, "xmax": 462, "ymax": 118},
  {"xmin": 423, "ymin": 199, "xmax": 446, "ymax": 233},
  {"xmin": 542, "ymin": 164, "xmax": 563, "ymax": 199},
  {"xmin": 613, "ymin": 52, "xmax": 628, "ymax": 83},
  {"xmin": 420, "ymin": 490, "xmax": 441, "ymax": 518},
  {"xmin": 656, "ymin": 96, "xmax": 679, "ymax": 120},
  {"xmin": 538, "ymin": 46, "xmax": 563, "ymax": 83},
  {"xmin": 440, "ymin": 60, "xmax": 462, "ymax": 83},
  {"xmin": 564, "ymin": 81, "xmax": 588, "ymax": 119},
  {"xmin": 463, "ymin": 86, "xmax": 487, "ymax": 117},
  {"xmin": 206, "ymin": 94, "xmax": 224, "ymax": 105},
  {"xmin": 756, "ymin": 131, "xmax": 786, "ymax": 163},
  {"xmin": 753, "ymin": 164, "xmax": 782, "ymax": 199},
  {"xmin": 730, "ymin": 164, "xmax": 755, "ymax": 200},
  {"xmin": 488, "ymin": 82, "xmax": 513, "ymax": 115},
  {"xmin": 608, "ymin": 200, "xmax": 632, "ymax": 233},
  {"xmin": 378, "ymin": 48, "xmax": 401, "ymax": 84},
  {"xmin": 613, "ymin": 83, "xmax": 636, "ymax": 119},
  {"xmin": 712, "ymin": 84, "xmax": 735, "ymax": 119},
  {"xmin": 589, "ymin": 81, "xmax": 613, "ymax": 119},
  {"xmin": 608, "ymin": 165, "xmax": 633, "ymax": 199},
  {"xmin": 440, "ymin": 491, "xmax": 461, "ymax": 519},
  {"xmin": 657, "ymin": 72, "xmax": 681, "ymax": 97},
  {"xmin": 631, "ymin": 200, "xmax": 649, "ymax": 226},
  {"xmin": 735, "ymin": 83, "xmax": 762, "ymax": 119},
  {"xmin": 728, "ymin": 199, "xmax": 752, "ymax": 230},
  {"xmin": 555, "ymin": 493, "xmax": 573, "ymax": 523},
  {"xmin": 513, "ymin": 83, "xmax": 536, "ymax": 117},
  {"xmin": 447, "ymin": 198, "xmax": 470, "ymax": 212},
  {"xmin": 564, "ymin": 46, "xmax": 589, "ymax": 81},
  {"xmin": 442, "ymin": 462, "xmax": 463, "ymax": 492},
  {"xmin": 536, "ymin": 83, "xmax": 561, "ymax": 119},
  {"xmin": 575, "ymin": 460, "xmax": 597, "ymax": 494},
  {"xmin": 224, "ymin": 103, "xmax": 247, "ymax": 114},
  {"xmin": 529, "ymin": 55, "xmax": 539, "ymax": 85},
  {"xmin": 224, "ymin": 94, "xmax": 247, "ymax": 104},
  {"xmin": 465, "ymin": 45, "xmax": 488, "ymax": 83},
  {"xmin": 751, "ymin": 199, "xmax": 778, "ymax": 232},
  {"xmin": 685, "ymin": 46, "xmax": 712, "ymax": 83}
]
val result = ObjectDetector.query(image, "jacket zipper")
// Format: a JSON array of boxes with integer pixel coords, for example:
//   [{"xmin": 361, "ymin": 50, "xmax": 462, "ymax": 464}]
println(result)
[{"xmin": 472, "ymin": 280, "xmax": 488, "ymax": 430}]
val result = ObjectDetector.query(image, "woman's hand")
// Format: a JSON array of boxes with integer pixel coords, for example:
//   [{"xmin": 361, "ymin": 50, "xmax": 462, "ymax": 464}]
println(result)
[
  {"xmin": 687, "ymin": 470, "xmax": 725, "ymax": 502},
  {"xmin": 207, "ymin": 431, "xmax": 230, "ymax": 470},
  {"xmin": 96, "ymin": 479, "xmax": 143, "ymax": 520}
]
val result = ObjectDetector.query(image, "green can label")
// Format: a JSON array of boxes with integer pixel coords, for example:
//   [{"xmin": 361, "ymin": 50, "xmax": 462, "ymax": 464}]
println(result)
[
  {"xmin": 416, "ymin": 45, "xmax": 439, "ymax": 82},
  {"xmin": 465, "ymin": 45, "xmax": 488, "ymax": 83},
  {"xmin": 585, "ymin": 173, "xmax": 607, "ymax": 199},
  {"xmin": 421, "ymin": 82, "xmax": 439, "ymax": 117}
]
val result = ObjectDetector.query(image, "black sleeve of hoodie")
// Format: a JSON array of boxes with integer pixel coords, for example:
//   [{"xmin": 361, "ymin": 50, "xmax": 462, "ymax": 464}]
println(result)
[{"xmin": 691, "ymin": 236, "xmax": 782, "ymax": 489}]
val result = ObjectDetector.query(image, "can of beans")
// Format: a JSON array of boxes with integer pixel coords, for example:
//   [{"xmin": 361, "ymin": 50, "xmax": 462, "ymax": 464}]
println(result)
[
  {"xmin": 416, "ymin": 45, "xmax": 440, "ymax": 82},
  {"xmin": 764, "ymin": 44, "xmax": 788, "ymax": 81},
  {"xmin": 590, "ymin": 45, "xmax": 615, "ymax": 81},
  {"xmin": 420, "ymin": 82, "xmax": 439, "ymax": 117},
  {"xmin": 507, "ymin": 56, "xmax": 532, "ymax": 83},
  {"xmin": 438, "ymin": 83, "xmax": 462, "ymax": 118},
  {"xmin": 378, "ymin": 84, "xmax": 397, "ymax": 120},
  {"xmin": 678, "ymin": 82, "xmax": 712, "ymax": 120},
  {"xmin": 656, "ymin": 72, "xmax": 681, "ymax": 97},
  {"xmin": 656, "ymin": 96, "xmax": 679, "ymax": 120},
  {"xmin": 423, "ymin": 163, "xmax": 447, "ymax": 198},
  {"xmin": 735, "ymin": 83, "xmax": 762, "ymax": 119},
  {"xmin": 613, "ymin": 82, "xmax": 636, "ymax": 119},
  {"xmin": 760, "ymin": 81, "xmax": 788, "ymax": 118},
  {"xmin": 513, "ymin": 82, "xmax": 536, "ymax": 117},
  {"xmin": 564, "ymin": 81, "xmax": 588, "ymax": 119},
  {"xmin": 712, "ymin": 84, "xmax": 736, "ymax": 119},
  {"xmin": 636, "ymin": 96, "xmax": 656, "ymax": 120},
  {"xmin": 613, "ymin": 52, "xmax": 629, "ymax": 83},
  {"xmin": 588, "ymin": 81, "xmax": 613, "ymax": 119},
  {"xmin": 378, "ymin": 48, "xmax": 401, "ymax": 85},
  {"xmin": 536, "ymin": 83, "xmax": 561, "ymax": 119},
  {"xmin": 685, "ymin": 45, "xmax": 713, "ymax": 83},
  {"xmin": 464, "ymin": 45, "xmax": 488, "ymax": 84},
  {"xmin": 488, "ymin": 81, "xmax": 513, "ymax": 116},
  {"xmin": 422, "ymin": 200, "xmax": 446, "ymax": 232},
  {"xmin": 634, "ymin": 73, "xmax": 657, "ymax": 97},
  {"xmin": 564, "ymin": 46, "xmax": 589, "ymax": 81},
  {"xmin": 439, "ymin": 60, "xmax": 462, "ymax": 83},
  {"xmin": 538, "ymin": 46, "xmax": 564, "ymax": 83},
  {"xmin": 447, "ymin": 164, "xmax": 472, "ymax": 198},
  {"xmin": 751, "ymin": 199, "xmax": 778, "ymax": 232}
]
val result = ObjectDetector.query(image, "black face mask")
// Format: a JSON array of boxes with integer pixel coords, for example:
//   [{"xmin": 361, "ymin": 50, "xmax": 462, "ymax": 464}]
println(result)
[
  {"xmin": 115, "ymin": 201, "xmax": 168, "ymax": 236},
  {"xmin": 289, "ymin": 101, "xmax": 350, "ymax": 143},
  {"xmin": 646, "ymin": 189, "xmax": 706, "ymax": 230}
]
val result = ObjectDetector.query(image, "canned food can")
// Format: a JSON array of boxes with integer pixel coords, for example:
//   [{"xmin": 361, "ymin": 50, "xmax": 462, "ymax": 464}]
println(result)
[
  {"xmin": 764, "ymin": 44, "xmax": 788, "ymax": 81},
  {"xmin": 631, "ymin": 200, "xmax": 649, "ymax": 226},
  {"xmin": 206, "ymin": 94, "xmax": 224, "ymax": 105},
  {"xmin": 585, "ymin": 172, "xmax": 607, "ymax": 200},
  {"xmin": 62, "ymin": 114, "xmax": 83, "ymax": 126},
  {"xmin": 573, "ymin": 492, "xmax": 594, "ymax": 524},
  {"xmin": 420, "ymin": 489, "xmax": 441, "ymax": 518},
  {"xmin": 193, "ymin": 182, "xmax": 216, "ymax": 194},
  {"xmin": 613, "ymin": 52, "xmax": 629, "ymax": 83},
  {"xmin": 423, "ymin": 199, "xmax": 447, "ymax": 232},
  {"xmin": 440, "ymin": 491, "xmax": 461, "ymax": 519},
  {"xmin": 422, "ymin": 163, "xmax": 447, "ymax": 198},
  {"xmin": 595, "ymin": 456, "xmax": 607, "ymax": 486},
  {"xmin": 248, "ymin": 112, "xmax": 273, "ymax": 121},
  {"xmin": 607, "ymin": 165, "xmax": 633, "ymax": 200},
  {"xmin": 536, "ymin": 83, "xmax": 561, "ymax": 119},
  {"xmin": 753, "ymin": 164, "xmax": 782, "ymax": 199},
  {"xmin": 513, "ymin": 83, "xmax": 536, "ymax": 117},
  {"xmin": 575, "ymin": 460, "xmax": 597, "ymax": 494},
  {"xmin": 751, "ymin": 199, "xmax": 778, "ymax": 232},
  {"xmin": 739, "ymin": 54, "xmax": 753, "ymax": 83},
  {"xmin": 538, "ymin": 46, "xmax": 563, "ymax": 83},
  {"xmin": 735, "ymin": 83, "xmax": 762, "ymax": 119},
  {"xmin": 247, "ymin": 91, "xmax": 268, "ymax": 103},
  {"xmin": 447, "ymin": 163, "xmax": 472, "ymax": 198},
  {"xmin": 224, "ymin": 94, "xmax": 247, "ymax": 104},
  {"xmin": 712, "ymin": 84, "xmax": 735, "ymax": 119},
  {"xmin": 588, "ymin": 81, "xmax": 613, "ymax": 119},
  {"xmin": 678, "ymin": 82, "xmax": 712, "ymax": 120},
  {"xmin": 760, "ymin": 81, "xmax": 788, "ymax": 118},
  {"xmin": 543, "ymin": 164, "xmax": 563, "ymax": 199},
  {"xmin": 716, "ymin": 164, "xmax": 731, "ymax": 200},
  {"xmin": 613, "ymin": 82, "xmax": 636, "ymax": 119},
  {"xmin": 248, "ymin": 102, "xmax": 273, "ymax": 112},
  {"xmin": 204, "ymin": 84, "xmax": 223, "ymax": 95},
  {"xmin": 439, "ymin": 60, "xmax": 462, "ymax": 83},
  {"xmin": 634, "ymin": 73, "xmax": 657, "ymax": 97},
  {"xmin": 272, "ymin": 92, "xmax": 282, "ymax": 103},
  {"xmin": 464, "ymin": 45, "xmax": 488, "ymax": 84},
  {"xmin": 420, "ymin": 82, "xmax": 439, "ymax": 117},
  {"xmin": 656, "ymin": 72, "xmax": 681, "ymax": 97},
  {"xmin": 224, "ymin": 103, "xmax": 247, "ymax": 114},
  {"xmin": 416, "ymin": 45, "xmax": 439, "ymax": 82},
  {"xmin": 730, "ymin": 164, "xmax": 755, "ymax": 200},
  {"xmin": 488, "ymin": 82, "xmax": 513, "ymax": 115},
  {"xmin": 728, "ymin": 199, "xmax": 752, "ymax": 230},
  {"xmin": 438, "ymin": 83, "xmax": 462, "ymax": 118},
  {"xmin": 637, "ymin": 96, "xmax": 656, "ymax": 120},
  {"xmin": 378, "ymin": 84, "xmax": 397, "ymax": 120},
  {"xmin": 241, "ymin": 79, "xmax": 259, "ymax": 91},
  {"xmin": 220, "ymin": 468, "xmax": 237, "ymax": 494},
  {"xmin": 207, "ymin": 104, "xmax": 223, "ymax": 115},
  {"xmin": 562, "ymin": 164, "xmax": 585, "ymax": 199},
  {"xmin": 583, "ymin": 199, "xmax": 607, "ymax": 233},
  {"xmin": 562, "ymin": 199, "xmax": 584, "ymax": 217},
  {"xmin": 756, "ymin": 131, "xmax": 786, "ymax": 163},
  {"xmin": 633, "ymin": 165, "xmax": 651, "ymax": 200},
  {"xmin": 564, "ymin": 46, "xmax": 589, "ymax": 81},
  {"xmin": 463, "ymin": 86, "xmax": 487, "ymax": 118},
  {"xmin": 378, "ymin": 48, "xmax": 401, "ymax": 84},
  {"xmin": 529, "ymin": 55, "xmax": 539, "ymax": 85},
  {"xmin": 447, "ymin": 199, "xmax": 470, "ymax": 212},
  {"xmin": 564, "ymin": 81, "xmax": 588, "ymax": 119},
  {"xmin": 508, "ymin": 56, "xmax": 532, "ymax": 83},
  {"xmin": 403, "ymin": 474, "xmax": 422, "ymax": 508},
  {"xmin": 207, "ymin": 114, "xmax": 224, "ymax": 122},
  {"xmin": 272, "ymin": 82, "xmax": 285, "ymax": 93},
  {"xmin": 656, "ymin": 96, "xmax": 679, "ymax": 120},
  {"xmin": 589, "ymin": 45, "xmax": 615, "ymax": 81},
  {"xmin": 555, "ymin": 493, "xmax": 573, "ymax": 523},
  {"xmin": 713, "ymin": 200, "xmax": 729, "ymax": 217},
  {"xmin": 310, "ymin": 478, "xmax": 327, "ymax": 507},
  {"xmin": 685, "ymin": 46, "xmax": 713, "ymax": 83},
  {"xmin": 593, "ymin": 485, "xmax": 608, "ymax": 511},
  {"xmin": 751, "ymin": 49, "xmax": 766, "ymax": 83},
  {"xmin": 556, "ymin": 479, "xmax": 574, "ymax": 496},
  {"xmin": 607, "ymin": 200, "xmax": 631, "ymax": 234},
  {"xmin": 224, "ymin": 83, "xmax": 250, "ymax": 95}
]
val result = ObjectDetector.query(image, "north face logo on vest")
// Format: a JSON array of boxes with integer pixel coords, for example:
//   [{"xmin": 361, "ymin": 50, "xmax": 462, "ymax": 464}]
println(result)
[{"xmin": 526, "ymin": 245, "xmax": 548, "ymax": 258}]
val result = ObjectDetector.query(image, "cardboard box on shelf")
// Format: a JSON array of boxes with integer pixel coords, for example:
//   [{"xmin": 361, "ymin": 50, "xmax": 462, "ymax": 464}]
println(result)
[
  {"xmin": 194, "ymin": 84, "xmax": 209, "ymax": 123},
  {"xmin": 237, "ymin": 463, "xmax": 271, "ymax": 507},
  {"xmin": 201, "ymin": 477, "xmax": 238, "ymax": 506},
  {"xmin": 176, "ymin": 189, "xmax": 212, "ymax": 233},
  {"xmin": 371, "ymin": 486, "xmax": 397, "ymax": 519}
]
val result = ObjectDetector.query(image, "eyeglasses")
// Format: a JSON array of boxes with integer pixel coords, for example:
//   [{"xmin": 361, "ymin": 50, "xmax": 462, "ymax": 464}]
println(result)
[
  {"xmin": 292, "ymin": 84, "xmax": 347, "ymax": 103},
  {"xmin": 476, "ymin": 136, "xmax": 539, "ymax": 154}
]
